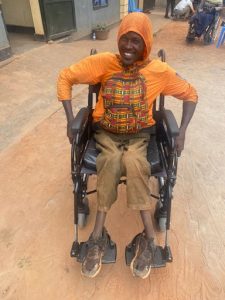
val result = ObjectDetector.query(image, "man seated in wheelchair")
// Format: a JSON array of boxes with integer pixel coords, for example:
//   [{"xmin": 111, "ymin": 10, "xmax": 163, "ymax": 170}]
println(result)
[
  {"xmin": 57, "ymin": 12, "xmax": 198, "ymax": 279},
  {"xmin": 189, "ymin": 0, "xmax": 222, "ymax": 37}
]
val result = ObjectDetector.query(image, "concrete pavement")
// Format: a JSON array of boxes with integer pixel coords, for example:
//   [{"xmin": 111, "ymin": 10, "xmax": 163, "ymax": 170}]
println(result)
[
  {"xmin": 0, "ymin": 9, "xmax": 171, "ymax": 153},
  {"xmin": 1, "ymin": 11, "xmax": 225, "ymax": 300}
]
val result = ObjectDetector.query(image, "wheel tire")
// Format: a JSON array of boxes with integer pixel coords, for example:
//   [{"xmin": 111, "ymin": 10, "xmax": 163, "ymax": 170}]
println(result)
[
  {"xmin": 154, "ymin": 201, "xmax": 161, "ymax": 220},
  {"xmin": 203, "ymin": 33, "xmax": 212, "ymax": 45},
  {"xmin": 154, "ymin": 201, "xmax": 167, "ymax": 232},
  {"xmin": 78, "ymin": 197, "xmax": 89, "ymax": 228},
  {"xmin": 78, "ymin": 213, "xmax": 87, "ymax": 228},
  {"xmin": 186, "ymin": 23, "xmax": 195, "ymax": 43},
  {"xmin": 186, "ymin": 36, "xmax": 195, "ymax": 43},
  {"xmin": 83, "ymin": 197, "xmax": 89, "ymax": 215},
  {"xmin": 158, "ymin": 217, "xmax": 167, "ymax": 232}
]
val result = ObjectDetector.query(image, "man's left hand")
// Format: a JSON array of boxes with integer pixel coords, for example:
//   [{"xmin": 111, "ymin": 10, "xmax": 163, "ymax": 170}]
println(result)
[{"xmin": 175, "ymin": 130, "xmax": 185, "ymax": 157}]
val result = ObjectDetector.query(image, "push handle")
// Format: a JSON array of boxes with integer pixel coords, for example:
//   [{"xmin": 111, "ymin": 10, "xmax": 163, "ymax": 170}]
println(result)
[{"xmin": 158, "ymin": 49, "xmax": 166, "ymax": 110}]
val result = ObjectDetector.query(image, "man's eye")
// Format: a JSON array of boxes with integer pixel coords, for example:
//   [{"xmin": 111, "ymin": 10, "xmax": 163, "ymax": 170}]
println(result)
[
  {"xmin": 132, "ymin": 39, "xmax": 141, "ymax": 44},
  {"xmin": 121, "ymin": 37, "xmax": 128, "ymax": 42}
]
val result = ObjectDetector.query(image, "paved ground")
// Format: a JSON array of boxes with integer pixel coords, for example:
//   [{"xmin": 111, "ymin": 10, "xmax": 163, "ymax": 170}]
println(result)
[{"xmin": 0, "ymin": 9, "xmax": 225, "ymax": 300}]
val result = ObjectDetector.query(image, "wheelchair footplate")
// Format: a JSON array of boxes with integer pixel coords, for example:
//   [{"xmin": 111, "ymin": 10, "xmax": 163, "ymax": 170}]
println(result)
[
  {"xmin": 125, "ymin": 234, "xmax": 173, "ymax": 268},
  {"xmin": 72, "ymin": 233, "xmax": 117, "ymax": 264}
]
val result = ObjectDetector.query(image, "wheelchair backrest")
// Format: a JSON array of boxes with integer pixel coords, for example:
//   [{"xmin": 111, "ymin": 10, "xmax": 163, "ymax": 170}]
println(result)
[{"xmin": 88, "ymin": 83, "xmax": 101, "ymax": 109}]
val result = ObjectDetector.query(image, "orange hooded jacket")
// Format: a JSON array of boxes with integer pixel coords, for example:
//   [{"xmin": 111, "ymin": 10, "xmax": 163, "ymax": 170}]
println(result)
[{"xmin": 57, "ymin": 12, "xmax": 198, "ymax": 126}]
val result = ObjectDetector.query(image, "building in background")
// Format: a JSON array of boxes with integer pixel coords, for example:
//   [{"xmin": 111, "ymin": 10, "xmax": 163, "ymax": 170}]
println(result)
[
  {"xmin": 0, "ymin": 0, "xmax": 121, "ymax": 62},
  {"xmin": 120, "ymin": 0, "xmax": 129, "ymax": 19},
  {"xmin": 0, "ymin": 0, "xmax": 11, "ymax": 61}
]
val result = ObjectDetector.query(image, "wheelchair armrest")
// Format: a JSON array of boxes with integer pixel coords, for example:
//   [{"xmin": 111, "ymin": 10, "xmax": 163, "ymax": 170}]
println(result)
[
  {"xmin": 71, "ymin": 107, "xmax": 91, "ymax": 136},
  {"xmin": 156, "ymin": 109, "xmax": 179, "ymax": 137}
]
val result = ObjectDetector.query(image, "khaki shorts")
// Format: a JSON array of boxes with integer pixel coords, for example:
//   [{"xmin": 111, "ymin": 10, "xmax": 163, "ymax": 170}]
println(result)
[{"xmin": 94, "ymin": 129, "xmax": 152, "ymax": 211}]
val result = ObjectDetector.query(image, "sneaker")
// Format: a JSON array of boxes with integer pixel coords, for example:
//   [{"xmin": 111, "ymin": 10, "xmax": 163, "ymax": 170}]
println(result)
[
  {"xmin": 81, "ymin": 228, "xmax": 108, "ymax": 278},
  {"xmin": 130, "ymin": 233, "xmax": 155, "ymax": 279}
]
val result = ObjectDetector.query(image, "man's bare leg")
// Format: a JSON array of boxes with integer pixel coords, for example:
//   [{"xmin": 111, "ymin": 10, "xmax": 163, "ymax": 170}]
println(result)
[
  {"xmin": 92, "ymin": 210, "xmax": 107, "ymax": 238},
  {"xmin": 140, "ymin": 210, "xmax": 155, "ymax": 239}
]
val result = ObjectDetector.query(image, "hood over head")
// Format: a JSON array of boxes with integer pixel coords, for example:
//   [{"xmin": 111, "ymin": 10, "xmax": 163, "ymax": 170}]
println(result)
[{"xmin": 117, "ymin": 12, "xmax": 153, "ymax": 60}]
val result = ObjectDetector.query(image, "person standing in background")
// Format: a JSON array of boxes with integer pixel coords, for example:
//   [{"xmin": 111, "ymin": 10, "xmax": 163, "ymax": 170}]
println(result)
[{"xmin": 165, "ymin": 0, "xmax": 176, "ymax": 18}]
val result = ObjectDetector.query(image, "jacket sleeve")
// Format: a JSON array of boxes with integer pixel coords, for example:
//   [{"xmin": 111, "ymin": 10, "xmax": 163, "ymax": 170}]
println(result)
[
  {"xmin": 162, "ymin": 65, "xmax": 198, "ymax": 103},
  {"xmin": 57, "ymin": 53, "xmax": 109, "ymax": 101}
]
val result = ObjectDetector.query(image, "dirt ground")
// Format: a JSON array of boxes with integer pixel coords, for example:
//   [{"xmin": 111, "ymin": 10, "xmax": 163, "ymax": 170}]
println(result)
[{"xmin": 0, "ymin": 20, "xmax": 225, "ymax": 300}]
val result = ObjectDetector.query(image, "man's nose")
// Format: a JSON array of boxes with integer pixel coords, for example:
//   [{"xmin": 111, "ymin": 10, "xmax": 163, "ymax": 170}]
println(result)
[{"xmin": 125, "ymin": 40, "xmax": 132, "ymax": 49}]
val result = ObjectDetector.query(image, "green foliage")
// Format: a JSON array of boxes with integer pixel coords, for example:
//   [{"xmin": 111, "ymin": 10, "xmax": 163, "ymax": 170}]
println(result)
[{"xmin": 95, "ymin": 23, "xmax": 107, "ymax": 31}]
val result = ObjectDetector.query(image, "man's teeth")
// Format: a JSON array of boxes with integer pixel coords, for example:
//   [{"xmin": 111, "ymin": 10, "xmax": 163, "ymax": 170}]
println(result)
[{"xmin": 124, "ymin": 52, "xmax": 133, "ymax": 57}]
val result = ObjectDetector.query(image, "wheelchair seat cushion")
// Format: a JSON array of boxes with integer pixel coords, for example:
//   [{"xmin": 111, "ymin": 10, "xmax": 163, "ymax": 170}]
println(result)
[
  {"xmin": 83, "ymin": 139, "xmax": 99, "ymax": 171},
  {"xmin": 83, "ymin": 135, "xmax": 162, "ymax": 175}
]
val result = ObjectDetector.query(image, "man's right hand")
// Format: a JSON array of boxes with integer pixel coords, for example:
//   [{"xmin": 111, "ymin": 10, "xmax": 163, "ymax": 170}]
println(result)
[{"xmin": 62, "ymin": 100, "xmax": 74, "ymax": 143}]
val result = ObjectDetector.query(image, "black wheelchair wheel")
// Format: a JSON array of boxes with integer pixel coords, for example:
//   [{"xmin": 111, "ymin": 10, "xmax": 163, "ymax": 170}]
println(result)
[
  {"xmin": 186, "ymin": 23, "xmax": 196, "ymax": 43},
  {"xmin": 203, "ymin": 31, "xmax": 212, "ymax": 45},
  {"xmin": 203, "ymin": 14, "xmax": 220, "ymax": 45},
  {"xmin": 78, "ymin": 213, "xmax": 87, "ymax": 228},
  {"xmin": 154, "ymin": 201, "xmax": 167, "ymax": 232},
  {"xmin": 186, "ymin": 36, "xmax": 195, "ymax": 43},
  {"xmin": 158, "ymin": 217, "xmax": 167, "ymax": 232},
  {"xmin": 78, "ymin": 197, "xmax": 89, "ymax": 228}
]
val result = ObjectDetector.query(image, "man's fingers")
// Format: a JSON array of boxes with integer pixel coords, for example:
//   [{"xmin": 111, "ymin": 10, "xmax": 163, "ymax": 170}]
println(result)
[{"xmin": 175, "ymin": 142, "xmax": 183, "ymax": 157}]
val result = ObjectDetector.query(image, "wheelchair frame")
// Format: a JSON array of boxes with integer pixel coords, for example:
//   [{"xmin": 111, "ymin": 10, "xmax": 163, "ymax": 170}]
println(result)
[
  {"xmin": 70, "ymin": 49, "xmax": 179, "ymax": 268},
  {"xmin": 186, "ymin": 6, "xmax": 222, "ymax": 45}
]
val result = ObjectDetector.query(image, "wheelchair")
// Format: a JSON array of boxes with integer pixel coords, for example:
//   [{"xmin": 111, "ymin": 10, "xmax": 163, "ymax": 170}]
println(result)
[
  {"xmin": 70, "ymin": 49, "xmax": 179, "ymax": 269},
  {"xmin": 186, "ymin": 4, "xmax": 222, "ymax": 45}
]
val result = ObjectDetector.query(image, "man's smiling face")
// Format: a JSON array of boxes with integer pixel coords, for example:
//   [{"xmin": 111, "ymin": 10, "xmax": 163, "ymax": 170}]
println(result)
[{"xmin": 118, "ymin": 31, "xmax": 145, "ymax": 66}]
